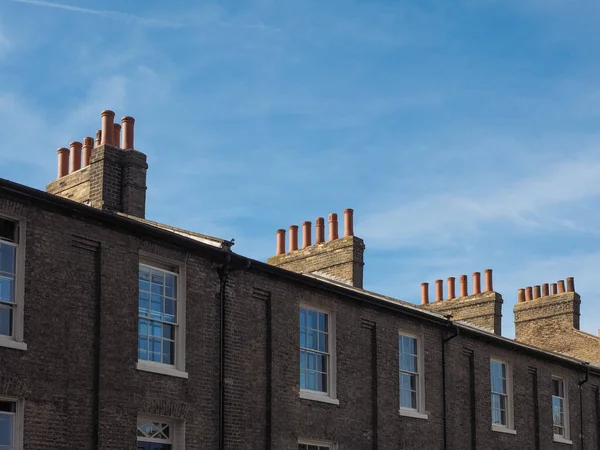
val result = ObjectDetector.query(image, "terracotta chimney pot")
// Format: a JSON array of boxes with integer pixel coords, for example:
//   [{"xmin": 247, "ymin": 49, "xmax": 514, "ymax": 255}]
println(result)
[
  {"xmin": 121, "ymin": 116, "xmax": 135, "ymax": 150},
  {"xmin": 421, "ymin": 282, "xmax": 429, "ymax": 305},
  {"xmin": 69, "ymin": 141, "xmax": 82, "ymax": 174},
  {"xmin": 315, "ymin": 217, "xmax": 325, "ymax": 244},
  {"xmin": 447, "ymin": 277, "xmax": 456, "ymax": 300},
  {"xmin": 542, "ymin": 283, "xmax": 549, "ymax": 297},
  {"xmin": 328, "ymin": 213, "xmax": 339, "ymax": 241},
  {"xmin": 533, "ymin": 285, "xmax": 541, "ymax": 299},
  {"xmin": 566, "ymin": 277, "xmax": 575, "ymax": 292},
  {"xmin": 551, "ymin": 283, "xmax": 558, "ymax": 295},
  {"xmin": 557, "ymin": 280, "xmax": 566, "ymax": 293},
  {"xmin": 113, "ymin": 123, "xmax": 121, "ymax": 149},
  {"xmin": 302, "ymin": 221, "xmax": 312, "ymax": 249},
  {"xmin": 82, "ymin": 137, "xmax": 94, "ymax": 167},
  {"xmin": 435, "ymin": 280, "xmax": 443, "ymax": 302},
  {"xmin": 484, "ymin": 269, "xmax": 493, "ymax": 292},
  {"xmin": 57, "ymin": 147, "xmax": 70, "ymax": 178},
  {"xmin": 95, "ymin": 130, "xmax": 102, "ymax": 147},
  {"xmin": 344, "ymin": 208, "xmax": 354, "ymax": 237},
  {"xmin": 275, "ymin": 229, "xmax": 286, "ymax": 256},
  {"xmin": 289, "ymin": 225, "xmax": 298, "ymax": 252},
  {"xmin": 472, "ymin": 272, "xmax": 481, "ymax": 294},
  {"xmin": 525, "ymin": 286, "xmax": 533, "ymax": 301},
  {"xmin": 101, "ymin": 110, "xmax": 115, "ymax": 145},
  {"xmin": 517, "ymin": 289, "xmax": 525, "ymax": 303},
  {"xmin": 459, "ymin": 275, "xmax": 468, "ymax": 297}
]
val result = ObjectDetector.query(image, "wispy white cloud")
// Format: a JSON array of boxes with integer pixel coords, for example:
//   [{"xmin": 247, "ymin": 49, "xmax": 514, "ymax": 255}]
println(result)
[
  {"xmin": 359, "ymin": 152, "xmax": 600, "ymax": 249},
  {"xmin": 7, "ymin": 0, "xmax": 184, "ymax": 28}
]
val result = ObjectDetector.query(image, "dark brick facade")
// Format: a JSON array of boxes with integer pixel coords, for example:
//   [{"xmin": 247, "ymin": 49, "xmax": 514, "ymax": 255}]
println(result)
[{"xmin": 1, "ymin": 177, "xmax": 600, "ymax": 450}]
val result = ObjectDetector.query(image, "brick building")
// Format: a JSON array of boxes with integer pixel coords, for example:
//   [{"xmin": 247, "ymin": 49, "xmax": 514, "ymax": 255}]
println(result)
[{"xmin": 0, "ymin": 110, "xmax": 599, "ymax": 450}]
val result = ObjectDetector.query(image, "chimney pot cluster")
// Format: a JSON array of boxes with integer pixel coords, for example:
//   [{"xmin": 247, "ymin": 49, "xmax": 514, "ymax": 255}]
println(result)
[
  {"xmin": 421, "ymin": 269, "xmax": 493, "ymax": 305},
  {"xmin": 56, "ymin": 110, "xmax": 136, "ymax": 180},
  {"xmin": 520, "ymin": 277, "xmax": 575, "ymax": 302},
  {"xmin": 274, "ymin": 209, "xmax": 355, "ymax": 255}
]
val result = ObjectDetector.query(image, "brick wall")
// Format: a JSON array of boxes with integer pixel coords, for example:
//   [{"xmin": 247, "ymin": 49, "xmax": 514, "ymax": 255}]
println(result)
[
  {"xmin": 45, "ymin": 144, "xmax": 147, "ymax": 218},
  {"xmin": 2, "ymin": 182, "xmax": 600, "ymax": 449},
  {"xmin": 267, "ymin": 235, "xmax": 365, "ymax": 288},
  {"xmin": 421, "ymin": 291, "xmax": 503, "ymax": 335},
  {"xmin": 515, "ymin": 292, "xmax": 600, "ymax": 364}
]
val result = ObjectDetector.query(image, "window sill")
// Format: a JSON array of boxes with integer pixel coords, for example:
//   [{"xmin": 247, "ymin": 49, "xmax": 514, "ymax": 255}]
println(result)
[
  {"xmin": 299, "ymin": 390, "xmax": 340, "ymax": 405},
  {"xmin": 492, "ymin": 425, "xmax": 516, "ymax": 435},
  {"xmin": 553, "ymin": 436, "xmax": 572, "ymax": 445},
  {"xmin": 398, "ymin": 409, "xmax": 428, "ymax": 420},
  {"xmin": 0, "ymin": 338, "xmax": 27, "ymax": 351},
  {"xmin": 136, "ymin": 361, "xmax": 188, "ymax": 379}
]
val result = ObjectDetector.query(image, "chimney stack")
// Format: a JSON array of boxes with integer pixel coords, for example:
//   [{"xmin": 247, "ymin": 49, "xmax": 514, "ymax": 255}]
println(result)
[
  {"xmin": 328, "ymin": 213, "xmax": 339, "ymax": 241},
  {"xmin": 267, "ymin": 209, "xmax": 365, "ymax": 288},
  {"xmin": 302, "ymin": 221, "xmax": 312, "ymax": 249},
  {"xmin": 46, "ymin": 110, "xmax": 148, "ymax": 218},
  {"xmin": 420, "ymin": 268, "xmax": 503, "ymax": 335},
  {"xmin": 421, "ymin": 282, "xmax": 429, "ymax": 305}
]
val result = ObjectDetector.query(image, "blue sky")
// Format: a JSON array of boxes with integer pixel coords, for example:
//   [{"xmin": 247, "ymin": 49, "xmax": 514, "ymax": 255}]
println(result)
[{"xmin": 1, "ymin": 0, "xmax": 600, "ymax": 338}]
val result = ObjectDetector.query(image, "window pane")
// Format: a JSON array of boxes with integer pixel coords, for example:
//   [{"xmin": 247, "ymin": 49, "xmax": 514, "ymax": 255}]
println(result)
[
  {"xmin": 0, "ymin": 306, "xmax": 12, "ymax": 337},
  {"xmin": 300, "ymin": 329, "xmax": 306, "ymax": 348},
  {"xmin": 300, "ymin": 308, "xmax": 306, "ymax": 326},
  {"xmin": 165, "ymin": 274, "xmax": 176, "ymax": 298},
  {"xmin": 308, "ymin": 310, "xmax": 317, "ymax": 329},
  {"xmin": 0, "ymin": 219, "xmax": 16, "ymax": 243},
  {"xmin": 0, "ymin": 275, "xmax": 14, "ymax": 303},
  {"xmin": 0, "ymin": 244, "xmax": 15, "ymax": 274},
  {"xmin": 318, "ymin": 332, "xmax": 327, "ymax": 352},
  {"xmin": 0, "ymin": 413, "xmax": 13, "ymax": 446},
  {"xmin": 164, "ymin": 299, "xmax": 176, "ymax": 324}
]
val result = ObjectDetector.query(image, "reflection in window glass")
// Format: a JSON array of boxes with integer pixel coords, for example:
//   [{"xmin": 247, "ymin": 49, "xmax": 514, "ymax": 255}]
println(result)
[
  {"xmin": 138, "ymin": 264, "xmax": 178, "ymax": 365},
  {"xmin": 300, "ymin": 307, "xmax": 329, "ymax": 393}
]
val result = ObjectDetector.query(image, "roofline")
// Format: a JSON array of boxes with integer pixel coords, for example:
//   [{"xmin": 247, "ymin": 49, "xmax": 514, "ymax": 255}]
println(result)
[
  {"xmin": 0, "ymin": 178, "xmax": 233, "ymax": 254},
  {"xmin": 2, "ymin": 177, "xmax": 598, "ymax": 376}
]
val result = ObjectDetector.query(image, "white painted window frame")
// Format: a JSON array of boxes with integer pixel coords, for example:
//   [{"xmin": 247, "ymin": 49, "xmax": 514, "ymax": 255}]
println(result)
[
  {"xmin": 299, "ymin": 304, "xmax": 339, "ymax": 405},
  {"xmin": 137, "ymin": 413, "xmax": 185, "ymax": 449},
  {"xmin": 490, "ymin": 358, "xmax": 516, "ymax": 434},
  {"xmin": 398, "ymin": 330, "xmax": 428, "ymax": 420},
  {"xmin": 298, "ymin": 438, "xmax": 337, "ymax": 449},
  {"xmin": 0, "ymin": 396, "xmax": 24, "ymax": 450},
  {"xmin": 0, "ymin": 212, "xmax": 27, "ymax": 351},
  {"xmin": 552, "ymin": 376, "xmax": 571, "ymax": 444},
  {"xmin": 136, "ymin": 252, "xmax": 187, "ymax": 379}
]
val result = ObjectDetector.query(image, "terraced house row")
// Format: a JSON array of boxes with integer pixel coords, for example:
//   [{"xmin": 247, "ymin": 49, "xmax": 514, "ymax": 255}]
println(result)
[{"xmin": 1, "ymin": 111, "xmax": 600, "ymax": 450}]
